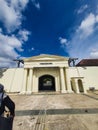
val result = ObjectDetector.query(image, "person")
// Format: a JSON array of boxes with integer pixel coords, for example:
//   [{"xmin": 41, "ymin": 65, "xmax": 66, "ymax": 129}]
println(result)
[{"xmin": 0, "ymin": 83, "xmax": 15, "ymax": 117}]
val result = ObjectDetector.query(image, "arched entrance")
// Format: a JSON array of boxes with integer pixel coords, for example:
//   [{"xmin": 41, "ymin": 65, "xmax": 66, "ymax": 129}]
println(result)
[
  {"xmin": 39, "ymin": 75, "xmax": 55, "ymax": 91},
  {"xmin": 78, "ymin": 79, "xmax": 84, "ymax": 92}
]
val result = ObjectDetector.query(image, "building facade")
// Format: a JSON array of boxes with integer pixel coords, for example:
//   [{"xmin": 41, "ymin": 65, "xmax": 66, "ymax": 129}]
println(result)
[{"xmin": 0, "ymin": 54, "xmax": 98, "ymax": 94}]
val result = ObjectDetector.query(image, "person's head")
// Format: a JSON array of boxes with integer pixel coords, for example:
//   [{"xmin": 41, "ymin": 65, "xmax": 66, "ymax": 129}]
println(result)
[{"xmin": 0, "ymin": 84, "xmax": 4, "ymax": 92}]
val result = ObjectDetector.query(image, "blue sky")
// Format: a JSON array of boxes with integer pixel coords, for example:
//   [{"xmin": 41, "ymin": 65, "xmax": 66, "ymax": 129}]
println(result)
[{"xmin": 0, "ymin": 0, "xmax": 98, "ymax": 67}]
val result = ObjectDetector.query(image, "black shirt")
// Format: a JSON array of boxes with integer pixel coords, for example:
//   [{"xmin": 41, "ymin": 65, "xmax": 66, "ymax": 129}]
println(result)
[{"xmin": 0, "ymin": 95, "xmax": 15, "ymax": 116}]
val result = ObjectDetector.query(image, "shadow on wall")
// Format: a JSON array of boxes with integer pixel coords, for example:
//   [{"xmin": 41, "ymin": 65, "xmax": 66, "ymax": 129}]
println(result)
[{"xmin": 0, "ymin": 68, "xmax": 8, "ymax": 78}]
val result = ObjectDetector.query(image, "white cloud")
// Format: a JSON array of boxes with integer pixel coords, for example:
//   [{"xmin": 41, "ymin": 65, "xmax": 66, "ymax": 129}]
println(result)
[
  {"xmin": 96, "ymin": 15, "xmax": 98, "ymax": 22},
  {"xmin": 31, "ymin": 0, "xmax": 40, "ymax": 10},
  {"xmin": 0, "ymin": 29, "xmax": 30, "ymax": 67},
  {"xmin": 0, "ymin": 28, "xmax": 2, "ymax": 33},
  {"xmin": 0, "ymin": 0, "xmax": 40, "ymax": 32},
  {"xmin": 0, "ymin": 0, "xmax": 32, "ymax": 67},
  {"xmin": 28, "ymin": 47, "xmax": 35, "ymax": 52},
  {"xmin": 0, "ymin": 33, "xmax": 21, "ymax": 58},
  {"xmin": 10, "ymin": 0, "xmax": 29, "ymax": 10},
  {"xmin": 61, "ymin": 13, "xmax": 98, "ymax": 60},
  {"xmin": 0, "ymin": 57, "xmax": 16, "ymax": 68},
  {"xmin": 18, "ymin": 30, "xmax": 31, "ymax": 42},
  {"xmin": 90, "ymin": 48, "xmax": 98, "ymax": 58},
  {"xmin": 79, "ymin": 13, "xmax": 96, "ymax": 38},
  {"xmin": 0, "ymin": 0, "xmax": 29, "ymax": 32},
  {"xmin": 34, "ymin": 2, "xmax": 40, "ymax": 10},
  {"xmin": 77, "ymin": 5, "xmax": 88, "ymax": 14},
  {"xmin": 90, "ymin": 51, "xmax": 98, "ymax": 58},
  {"xmin": 31, "ymin": 47, "xmax": 35, "ymax": 50},
  {"xmin": 59, "ymin": 37, "xmax": 68, "ymax": 45}
]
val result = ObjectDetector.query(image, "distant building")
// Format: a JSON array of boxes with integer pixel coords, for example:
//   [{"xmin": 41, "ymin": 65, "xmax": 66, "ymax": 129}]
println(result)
[
  {"xmin": 0, "ymin": 54, "xmax": 98, "ymax": 94},
  {"xmin": 76, "ymin": 59, "xmax": 98, "ymax": 66}
]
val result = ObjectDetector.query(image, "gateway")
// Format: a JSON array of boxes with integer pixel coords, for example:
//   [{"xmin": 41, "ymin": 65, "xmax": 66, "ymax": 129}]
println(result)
[{"xmin": 1, "ymin": 54, "xmax": 98, "ymax": 94}]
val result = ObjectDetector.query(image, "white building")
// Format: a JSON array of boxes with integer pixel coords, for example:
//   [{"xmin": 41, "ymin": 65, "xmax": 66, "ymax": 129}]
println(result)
[{"xmin": 0, "ymin": 54, "xmax": 98, "ymax": 94}]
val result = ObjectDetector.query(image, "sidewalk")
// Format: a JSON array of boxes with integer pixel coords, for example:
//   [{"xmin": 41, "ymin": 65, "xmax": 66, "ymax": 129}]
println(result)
[{"xmin": 10, "ymin": 92, "xmax": 98, "ymax": 130}]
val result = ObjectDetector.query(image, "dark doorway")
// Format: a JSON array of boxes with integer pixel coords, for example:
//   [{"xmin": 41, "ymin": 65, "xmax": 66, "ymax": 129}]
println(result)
[{"xmin": 39, "ymin": 75, "xmax": 55, "ymax": 91}]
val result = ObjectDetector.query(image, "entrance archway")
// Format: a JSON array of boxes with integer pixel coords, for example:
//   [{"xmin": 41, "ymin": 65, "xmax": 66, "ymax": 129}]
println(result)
[
  {"xmin": 78, "ymin": 79, "xmax": 84, "ymax": 92},
  {"xmin": 39, "ymin": 75, "xmax": 55, "ymax": 91}
]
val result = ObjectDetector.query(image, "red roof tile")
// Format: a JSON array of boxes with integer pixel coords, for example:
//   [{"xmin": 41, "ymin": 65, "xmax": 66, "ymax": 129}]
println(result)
[{"xmin": 76, "ymin": 59, "xmax": 98, "ymax": 66}]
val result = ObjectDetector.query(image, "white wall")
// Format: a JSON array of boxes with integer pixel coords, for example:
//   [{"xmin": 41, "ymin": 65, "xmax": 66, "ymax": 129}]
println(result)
[
  {"xmin": 68, "ymin": 67, "xmax": 98, "ymax": 90},
  {"xmin": 0, "ymin": 68, "xmax": 24, "ymax": 92},
  {"xmin": 0, "ymin": 66, "xmax": 98, "ymax": 93}
]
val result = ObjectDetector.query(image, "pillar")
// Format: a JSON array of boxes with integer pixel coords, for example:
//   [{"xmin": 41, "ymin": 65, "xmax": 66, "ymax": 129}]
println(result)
[
  {"xmin": 60, "ymin": 67, "xmax": 67, "ymax": 93},
  {"xmin": 27, "ymin": 68, "xmax": 33, "ymax": 94},
  {"xmin": 80, "ymin": 79, "xmax": 87, "ymax": 93},
  {"xmin": 21, "ymin": 69, "xmax": 28, "ymax": 94},
  {"xmin": 65, "ymin": 68, "xmax": 73, "ymax": 93},
  {"xmin": 32, "ymin": 69, "xmax": 38, "ymax": 93},
  {"xmin": 75, "ymin": 79, "xmax": 80, "ymax": 93},
  {"xmin": 55, "ymin": 76, "xmax": 60, "ymax": 92}
]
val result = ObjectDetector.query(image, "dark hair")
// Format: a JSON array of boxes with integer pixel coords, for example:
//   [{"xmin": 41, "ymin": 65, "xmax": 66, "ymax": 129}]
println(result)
[{"xmin": 0, "ymin": 84, "xmax": 4, "ymax": 92}]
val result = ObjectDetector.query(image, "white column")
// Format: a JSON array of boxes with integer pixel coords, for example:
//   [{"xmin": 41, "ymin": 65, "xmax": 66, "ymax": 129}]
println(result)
[
  {"xmin": 65, "ymin": 68, "xmax": 73, "ymax": 93},
  {"xmin": 55, "ymin": 76, "xmax": 59, "ymax": 92},
  {"xmin": 32, "ymin": 70, "xmax": 38, "ymax": 93},
  {"xmin": 81, "ymin": 79, "xmax": 87, "ymax": 93},
  {"xmin": 60, "ymin": 67, "xmax": 67, "ymax": 93},
  {"xmin": 21, "ymin": 69, "xmax": 28, "ymax": 94},
  {"xmin": 27, "ymin": 68, "xmax": 33, "ymax": 94},
  {"xmin": 75, "ymin": 79, "xmax": 80, "ymax": 93}
]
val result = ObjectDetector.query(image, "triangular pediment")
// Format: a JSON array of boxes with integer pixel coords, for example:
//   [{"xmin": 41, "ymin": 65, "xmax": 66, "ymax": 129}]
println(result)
[{"xmin": 24, "ymin": 54, "xmax": 69, "ymax": 62}]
